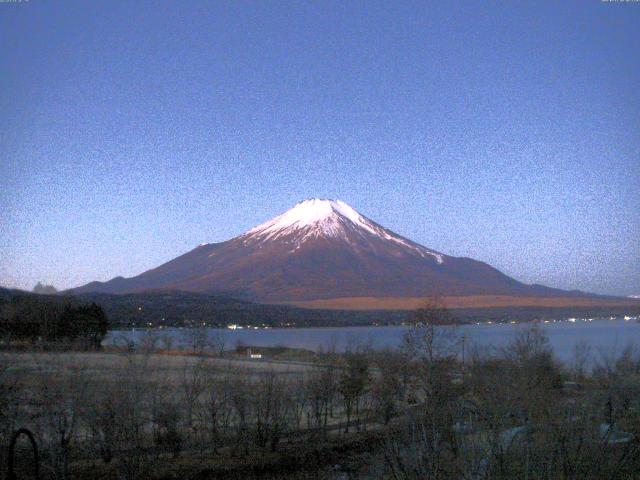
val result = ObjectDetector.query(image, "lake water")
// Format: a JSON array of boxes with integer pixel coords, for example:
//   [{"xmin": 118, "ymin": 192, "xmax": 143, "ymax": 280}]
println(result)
[{"xmin": 106, "ymin": 318, "xmax": 640, "ymax": 365}]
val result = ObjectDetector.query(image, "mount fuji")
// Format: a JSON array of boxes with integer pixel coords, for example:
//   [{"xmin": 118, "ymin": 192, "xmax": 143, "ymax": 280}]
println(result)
[{"xmin": 71, "ymin": 199, "xmax": 594, "ymax": 306}]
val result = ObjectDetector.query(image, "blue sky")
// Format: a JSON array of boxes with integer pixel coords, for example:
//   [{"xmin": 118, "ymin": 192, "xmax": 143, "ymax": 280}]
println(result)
[{"xmin": 1, "ymin": 0, "xmax": 639, "ymax": 295}]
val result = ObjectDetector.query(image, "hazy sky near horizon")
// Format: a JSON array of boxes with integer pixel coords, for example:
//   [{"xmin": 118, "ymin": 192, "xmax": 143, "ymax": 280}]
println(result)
[{"xmin": 1, "ymin": 1, "xmax": 639, "ymax": 296}]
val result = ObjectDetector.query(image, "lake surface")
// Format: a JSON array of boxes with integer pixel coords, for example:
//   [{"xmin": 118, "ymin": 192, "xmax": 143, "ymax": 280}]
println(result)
[{"xmin": 106, "ymin": 318, "xmax": 640, "ymax": 365}]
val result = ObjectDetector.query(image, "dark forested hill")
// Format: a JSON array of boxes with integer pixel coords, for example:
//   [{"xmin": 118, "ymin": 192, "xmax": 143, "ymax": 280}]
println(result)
[
  {"xmin": 2, "ymin": 287, "xmax": 637, "ymax": 330},
  {"xmin": 72, "ymin": 290, "xmax": 410, "ymax": 328}
]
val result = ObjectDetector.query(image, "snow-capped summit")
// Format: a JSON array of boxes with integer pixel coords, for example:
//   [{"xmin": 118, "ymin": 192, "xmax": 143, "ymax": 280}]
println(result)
[
  {"xmin": 245, "ymin": 199, "xmax": 364, "ymax": 240},
  {"xmin": 244, "ymin": 199, "xmax": 444, "ymax": 263}
]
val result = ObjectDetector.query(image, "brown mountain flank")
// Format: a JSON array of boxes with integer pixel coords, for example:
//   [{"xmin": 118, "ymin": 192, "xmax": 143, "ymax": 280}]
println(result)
[{"xmin": 272, "ymin": 295, "xmax": 640, "ymax": 311}]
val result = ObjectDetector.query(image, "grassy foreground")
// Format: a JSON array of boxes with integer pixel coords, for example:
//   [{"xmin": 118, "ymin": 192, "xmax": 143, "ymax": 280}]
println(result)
[{"xmin": 2, "ymin": 323, "xmax": 640, "ymax": 479}]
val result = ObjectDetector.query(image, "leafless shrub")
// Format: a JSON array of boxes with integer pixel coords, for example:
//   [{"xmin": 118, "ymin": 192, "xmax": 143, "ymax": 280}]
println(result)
[
  {"xmin": 152, "ymin": 398, "xmax": 182, "ymax": 458},
  {"xmin": 138, "ymin": 330, "xmax": 160, "ymax": 353},
  {"xmin": 159, "ymin": 334, "xmax": 173, "ymax": 351},
  {"xmin": 371, "ymin": 351, "xmax": 409, "ymax": 424},
  {"xmin": 209, "ymin": 329, "xmax": 227, "ymax": 356},
  {"xmin": 204, "ymin": 368, "xmax": 234, "ymax": 453},
  {"xmin": 179, "ymin": 357, "xmax": 207, "ymax": 441},
  {"xmin": 183, "ymin": 326, "xmax": 208, "ymax": 354},
  {"xmin": 571, "ymin": 339, "xmax": 592, "ymax": 379},
  {"xmin": 338, "ymin": 351, "xmax": 370, "ymax": 433},
  {"xmin": 31, "ymin": 355, "xmax": 89, "ymax": 480},
  {"xmin": 403, "ymin": 297, "xmax": 461, "ymax": 364},
  {"xmin": 104, "ymin": 350, "xmax": 158, "ymax": 479},
  {"xmin": 253, "ymin": 371, "xmax": 291, "ymax": 451}
]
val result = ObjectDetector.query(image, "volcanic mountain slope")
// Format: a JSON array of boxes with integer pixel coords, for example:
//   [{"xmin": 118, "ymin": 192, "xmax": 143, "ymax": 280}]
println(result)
[{"xmin": 72, "ymin": 199, "xmax": 584, "ymax": 302}]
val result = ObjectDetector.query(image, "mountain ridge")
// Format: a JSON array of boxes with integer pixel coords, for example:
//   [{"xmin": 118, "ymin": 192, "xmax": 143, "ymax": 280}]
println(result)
[{"xmin": 69, "ymin": 199, "xmax": 601, "ymax": 302}]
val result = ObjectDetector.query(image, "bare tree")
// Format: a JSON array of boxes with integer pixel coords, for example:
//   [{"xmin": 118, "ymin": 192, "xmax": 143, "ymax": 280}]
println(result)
[
  {"xmin": 159, "ymin": 333, "xmax": 174, "ymax": 351},
  {"xmin": 338, "ymin": 351, "xmax": 369, "ymax": 433},
  {"xmin": 571, "ymin": 339, "xmax": 592, "ymax": 380},
  {"xmin": 179, "ymin": 357, "xmax": 207, "ymax": 442},
  {"xmin": 139, "ymin": 329, "xmax": 160, "ymax": 353},
  {"xmin": 403, "ymin": 297, "xmax": 461, "ymax": 364},
  {"xmin": 307, "ymin": 363, "xmax": 337, "ymax": 437},
  {"xmin": 151, "ymin": 397, "xmax": 182, "ymax": 458},
  {"xmin": 33, "ymin": 355, "xmax": 89, "ymax": 480},
  {"xmin": 183, "ymin": 326, "xmax": 209, "ymax": 354},
  {"xmin": 209, "ymin": 329, "xmax": 227, "ymax": 357},
  {"xmin": 204, "ymin": 368, "xmax": 234, "ymax": 453},
  {"xmin": 253, "ymin": 371, "xmax": 290, "ymax": 451},
  {"xmin": 372, "ymin": 351, "xmax": 407, "ymax": 424}
]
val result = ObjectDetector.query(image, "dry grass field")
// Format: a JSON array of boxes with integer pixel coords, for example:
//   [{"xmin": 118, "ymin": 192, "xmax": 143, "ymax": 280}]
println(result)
[
  {"xmin": 1, "ymin": 350, "xmax": 315, "ymax": 382},
  {"xmin": 2, "ymin": 324, "xmax": 640, "ymax": 479},
  {"xmin": 274, "ymin": 295, "xmax": 640, "ymax": 310}
]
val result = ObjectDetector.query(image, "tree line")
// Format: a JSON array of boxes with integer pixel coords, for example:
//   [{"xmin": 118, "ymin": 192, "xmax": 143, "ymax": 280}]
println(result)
[{"xmin": 0, "ymin": 294, "xmax": 108, "ymax": 349}]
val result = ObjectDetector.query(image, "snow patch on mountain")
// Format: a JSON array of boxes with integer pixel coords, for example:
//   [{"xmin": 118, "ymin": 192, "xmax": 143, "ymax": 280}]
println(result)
[
  {"xmin": 243, "ymin": 199, "xmax": 444, "ymax": 263},
  {"xmin": 246, "ymin": 199, "xmax": 374, "ymax": 238}
]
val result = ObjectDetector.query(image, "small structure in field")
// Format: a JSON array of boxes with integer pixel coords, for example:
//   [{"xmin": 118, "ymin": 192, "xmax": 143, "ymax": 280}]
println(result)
[{"xmin": 247, "ymin": 348, "xmax": 262, "ymax": 359}]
